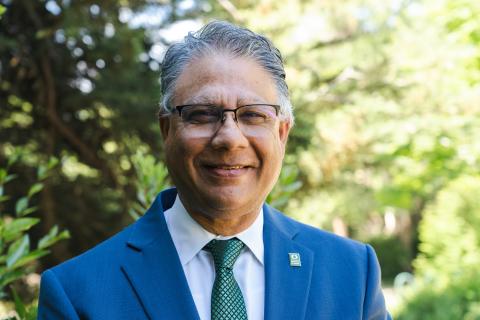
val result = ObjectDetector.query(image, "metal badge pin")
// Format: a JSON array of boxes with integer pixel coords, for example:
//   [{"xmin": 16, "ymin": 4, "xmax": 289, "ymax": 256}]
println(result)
[{"xmin": 288, "ymin": 252, "xmax": 301, "ymax": 267}]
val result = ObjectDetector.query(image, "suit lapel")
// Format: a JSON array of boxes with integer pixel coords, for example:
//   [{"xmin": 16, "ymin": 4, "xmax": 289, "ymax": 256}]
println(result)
[
  {"xmin": 263, "ymin": 205, "xmax": 314, "ymax": 320},
  {"xmin": 121, "ymin": 189, "xmax": 200, "ymax": 320}
]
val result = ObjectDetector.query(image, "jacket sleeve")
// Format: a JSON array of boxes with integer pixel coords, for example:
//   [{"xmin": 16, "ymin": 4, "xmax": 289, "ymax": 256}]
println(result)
[
  {"xmin": 37, "ymin": 269, "xmax": 80, "ymax": 320},
  {"xmin": 362, "ymin": 244, "xmax": 393, "ymax": 320}
]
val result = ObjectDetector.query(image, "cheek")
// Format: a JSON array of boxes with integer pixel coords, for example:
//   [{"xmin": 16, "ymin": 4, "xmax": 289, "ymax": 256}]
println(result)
[
  {"xmin": 166, "ymin": 131, "xmax": 205, "ymax": 167},
  {"xmin": 255, "ymin": 139, "xmax": 284, "ymax": 172},
  {"xmin": 257, "ymin": 130, "xmax": 285, "ymax": 157}
]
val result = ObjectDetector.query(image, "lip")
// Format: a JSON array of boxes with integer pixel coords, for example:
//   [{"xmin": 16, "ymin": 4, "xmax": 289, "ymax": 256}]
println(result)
[{"xmin": 202, "ymin": 163, "xmax": 253, "ymax": 178}]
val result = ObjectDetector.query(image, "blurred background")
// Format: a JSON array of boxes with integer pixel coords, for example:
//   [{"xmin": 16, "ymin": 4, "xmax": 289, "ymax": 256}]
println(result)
[{"xmin": 1, "ymin": 0, "xmax": 479, "ymax": 318}]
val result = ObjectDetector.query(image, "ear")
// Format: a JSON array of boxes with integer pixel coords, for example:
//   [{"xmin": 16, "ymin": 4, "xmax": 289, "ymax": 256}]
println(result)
[
  {"xmin": 278, "ymin": 120, "xmax": 291, "ymax": 152},
  {"xmin": 159, "ymin": 114, "xmax": 171, "ymax": 140}
]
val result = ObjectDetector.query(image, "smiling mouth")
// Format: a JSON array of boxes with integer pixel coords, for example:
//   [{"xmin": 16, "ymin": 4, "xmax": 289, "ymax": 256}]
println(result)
[
  {"xmin": 203, "ymin": 164, "xmax": 252, "ymax": 177},
  {"xmin": 211, "ymin": 165, "xmax": 246, "ymax": 169}
]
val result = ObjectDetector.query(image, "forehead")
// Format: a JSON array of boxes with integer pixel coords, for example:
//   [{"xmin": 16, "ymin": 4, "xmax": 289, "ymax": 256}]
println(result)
[{"xmin": 172, "ymin": 53, "xmax": 278, "ymax": 106}]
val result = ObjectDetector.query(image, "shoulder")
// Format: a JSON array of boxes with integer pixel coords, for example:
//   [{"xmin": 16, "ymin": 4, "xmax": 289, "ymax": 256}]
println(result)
[
  {"xmin": 38, "ymin": 221, "xmax": 148, "ymax": 318},
  {"xmin": 45, "ymin": 222, "xmax": 135, "ymax": 282},
  {"xmin": 267, "ymin": 206, "xmax": 371, "ymax": 261}
]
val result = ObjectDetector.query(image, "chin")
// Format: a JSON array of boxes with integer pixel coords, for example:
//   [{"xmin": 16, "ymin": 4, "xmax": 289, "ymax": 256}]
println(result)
[{"xmin": 201, "ymin": 192, "xmax": 256, "ymax": 214}]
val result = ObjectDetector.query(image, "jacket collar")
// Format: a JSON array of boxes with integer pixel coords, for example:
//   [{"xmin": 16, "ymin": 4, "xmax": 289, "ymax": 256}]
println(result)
[
  {"xmin": 122, "ymin": 188, "xmax": 200, "ymax": 320},
  {"xmin": 263, "ymin": 204, "xmax": 314, "ymax": 320}
]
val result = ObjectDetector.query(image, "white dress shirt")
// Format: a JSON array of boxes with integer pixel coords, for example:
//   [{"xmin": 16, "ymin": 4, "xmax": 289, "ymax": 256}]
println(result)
[{"xmin": 164, "ymin": 196, "xmax": 265, "ymax": 320}]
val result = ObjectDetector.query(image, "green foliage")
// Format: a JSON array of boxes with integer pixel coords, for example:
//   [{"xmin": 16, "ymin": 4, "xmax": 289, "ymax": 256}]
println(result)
[
  {"xmin": 415, "ymin": 175, "xmax": 480, "ymax": 281},
  {"xmin": 130, "ymin": 151, "xmax": 170, "ymax": 220},
  {"xmin": 10, "ymin": 288, "xmax": 37, "ymax": 320},
  {"xmin": 396, "ymin": 272, "xmax": 480, "ymax": 320},
  {"xmin": 0, "ymin": 0, "xmax": 163, "ymax": 261},
  {"xmin": 396, "ymin": 175, "xmax": 480, "ymax": 319},
  {"xmin": 267, "ymin": 164, "xmax": 302, "ymax": 212},
  {"xmin": 0, "ymin": 156, "xmax": 69, "ymax": 319}
]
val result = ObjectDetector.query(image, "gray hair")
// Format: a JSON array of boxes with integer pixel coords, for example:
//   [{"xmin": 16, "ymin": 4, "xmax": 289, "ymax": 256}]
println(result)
[{"xmin": 159, "ymin": 20, "xmax": 294, "ymax": 124}]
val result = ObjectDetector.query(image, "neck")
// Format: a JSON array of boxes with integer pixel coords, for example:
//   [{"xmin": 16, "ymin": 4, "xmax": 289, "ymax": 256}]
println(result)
[{"xmin": 185, "ymin": 207, "xmax": 260, "ymax": 236}]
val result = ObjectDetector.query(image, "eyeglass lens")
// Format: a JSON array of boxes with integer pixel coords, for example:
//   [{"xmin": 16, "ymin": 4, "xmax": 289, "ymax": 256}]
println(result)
[{"xmin": 178, "ymin": 105, "xmax": 279, "ymax": 134}]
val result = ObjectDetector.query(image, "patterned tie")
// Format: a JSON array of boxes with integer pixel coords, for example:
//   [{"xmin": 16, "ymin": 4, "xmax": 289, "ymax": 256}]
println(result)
[{"xmin": 204, "ymin": 238, "xmax": 248, "ymax": 320}]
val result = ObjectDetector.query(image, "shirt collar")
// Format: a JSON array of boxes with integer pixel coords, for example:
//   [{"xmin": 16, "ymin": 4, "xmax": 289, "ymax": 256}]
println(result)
[{"xmin": 164, "ymin": 195, "xmax": 264, "ymax": 266}]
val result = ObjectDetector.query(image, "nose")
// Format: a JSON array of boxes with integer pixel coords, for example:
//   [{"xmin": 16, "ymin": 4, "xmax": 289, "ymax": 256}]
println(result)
[
  {"xmin": 221, "ymin": 109, "xmax": 238, "ymax": 123},
  {"xmin": 210, "ymin": 112, "xmax": 249, "ymax": 150}
]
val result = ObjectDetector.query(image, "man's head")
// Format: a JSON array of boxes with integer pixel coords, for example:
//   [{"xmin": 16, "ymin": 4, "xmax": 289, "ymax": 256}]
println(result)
[
  {"xmin": 160, "ymin": 21, "xmax": 294, "ymax": 123},
  {"xmin": 159, "ymin": 21, "xmax": 293, "ymax": 234}
]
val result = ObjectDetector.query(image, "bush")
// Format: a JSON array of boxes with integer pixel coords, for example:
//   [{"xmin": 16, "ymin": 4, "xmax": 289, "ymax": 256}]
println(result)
[
  {"xmin": 396, "ymin": 175, "xmax": 480, "ymax": 319},
  {"xmin": 129, "ymin": 151, "xmax": 170, "ymax": 220},
  {"xmin": 396, "ymin": 272, "xmax": 480, "ymax": 320},
  {"xmin": 0, "ymin": 154, "xmax": 69, "ymax": 319},
  {"xmin": 367, "ymin": 235, "xmax": 411, "ymax": 282},
  {"xmin": 415, "ymin": 175, "xmax": 480, "ymax": 281}
]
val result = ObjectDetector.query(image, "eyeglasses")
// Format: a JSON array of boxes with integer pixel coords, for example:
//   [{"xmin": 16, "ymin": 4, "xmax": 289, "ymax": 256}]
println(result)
[{"xmin": 174, "ymin": 103, "xmax": 281, "ymax": 134}]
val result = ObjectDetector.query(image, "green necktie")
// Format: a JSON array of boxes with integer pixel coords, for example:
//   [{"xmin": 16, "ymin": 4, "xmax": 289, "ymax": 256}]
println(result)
[{"xmin": 205, "ymin": 238, "xmax": 248, "ymax": 320}]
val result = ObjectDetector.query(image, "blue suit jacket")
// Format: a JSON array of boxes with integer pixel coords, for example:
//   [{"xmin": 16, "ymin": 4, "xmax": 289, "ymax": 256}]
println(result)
[{"xmin": 38, "ymin": 188, "xmax": 391, "ymax": 319}]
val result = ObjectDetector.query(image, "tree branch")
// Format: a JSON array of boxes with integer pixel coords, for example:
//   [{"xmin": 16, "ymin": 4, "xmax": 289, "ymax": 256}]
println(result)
[{"xmin": 21, "ymin": 0, "xmax": 118, "ymax": 186}]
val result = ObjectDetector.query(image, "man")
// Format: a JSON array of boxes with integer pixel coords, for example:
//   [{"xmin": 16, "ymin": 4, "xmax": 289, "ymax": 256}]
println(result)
[{"xmin": 38, "ymin": 21, "xmax": 391, "ymax": 319}]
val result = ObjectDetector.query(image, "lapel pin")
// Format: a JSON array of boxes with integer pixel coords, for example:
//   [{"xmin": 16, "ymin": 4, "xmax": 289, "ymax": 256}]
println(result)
[{"xmin": 288, "ymin": 252, "xmax": 301, "ymax": 267}]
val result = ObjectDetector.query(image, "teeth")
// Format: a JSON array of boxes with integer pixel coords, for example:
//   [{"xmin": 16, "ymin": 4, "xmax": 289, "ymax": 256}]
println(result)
[{"xmin": 219, "ymin": 166, "xmax": 244, "ymax": 169}]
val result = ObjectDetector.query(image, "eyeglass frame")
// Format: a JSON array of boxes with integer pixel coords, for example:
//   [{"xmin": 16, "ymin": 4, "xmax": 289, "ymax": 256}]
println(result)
[{"xmin": 174, "ymin": 103, "xmax": 281, "ymax": 124}]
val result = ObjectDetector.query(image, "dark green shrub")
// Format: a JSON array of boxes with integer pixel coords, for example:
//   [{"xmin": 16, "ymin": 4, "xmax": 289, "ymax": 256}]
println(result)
[{"xmin": 368, "ymin": 235, "xmax": 411, "ymax": 282}]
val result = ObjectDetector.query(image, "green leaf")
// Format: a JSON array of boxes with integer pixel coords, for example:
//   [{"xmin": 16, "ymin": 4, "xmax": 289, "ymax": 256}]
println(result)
[
  {"xmin": 37, "ymin": 165, "xmax": 48, "ymax": 180},
  {"xmin": 15, "ymin": 197, "xmax": 29, "ymax": 216},
  {"xmin": 12, "ymin": 288, "xmax": 27, "ymax": 319},
  {"xmin": 21, "ymin": 206, "xmax": 38, "ymax": 216},
  {"xmin": 27, "ymin": 183, "xmax": 43, "ymax": 198},
  {"xmin": 0, "ymin": 269, "xmax": 23, "ymax": 288},
  {"xmin": 47, "ymin": 157, "xmax": 59, "ymax": 170},
  {"xmin": 26, "ymin": 306, "xmax": 38, "ymax": 320},
  {"xmin": 38, "ymin": 226, "xmax": 70, "ymax": 249},
  {"xmin": 0, "ymin": 168, "xmax": 6, "ymax": 184},
  {"xmin": 11, "ymin": 249, "xmax": 49, "ymax": 269},
  {"xmin": 6, "ymin": 235, "xmax": 30, "ymax": 268},
  {"xmin": 38, "ymin": 157, "xmax": 59, "ymax": 180},
  {"xmin": 7, "ymin": 152, "xmax": 20, "ymax": 167},
  {"xmin": 4, "ymin": 217, "xmax": 40, "ymax": 242},
  {"xmin": 0, "ymin": 5, "xmax": 6, "ymax": 17},
  {"xmin": 37, "ymin": 225, "xmax": 58, "ymax": 249}
]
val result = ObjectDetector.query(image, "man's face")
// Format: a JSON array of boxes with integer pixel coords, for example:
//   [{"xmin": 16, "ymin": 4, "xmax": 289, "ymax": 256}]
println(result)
[{"xmin": 160, "ymin": 53, "xmax": 290, "ymax": 223}]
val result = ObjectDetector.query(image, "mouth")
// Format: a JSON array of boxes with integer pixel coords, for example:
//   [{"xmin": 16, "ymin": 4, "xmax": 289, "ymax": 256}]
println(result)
[
  {"xmin": 210, "ymin": 165, "xmax": 247, "ymax": 169},
  {"xmin": 202, "ymin": 164, "xmax": 253, "ymax": 177}
]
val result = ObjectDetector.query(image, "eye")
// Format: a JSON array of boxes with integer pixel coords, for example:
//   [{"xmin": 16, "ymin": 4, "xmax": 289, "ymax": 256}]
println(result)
[
  {"xmin": 238, "ymin": 105, "xmax": 275, "ymax": 124},
  {"xmin": 241, "ymin": 110, "xmax": 267, "ymax": 119},
  {"xmin": 182, "ymin": 106, "xmax": 220, "ymax": 123}
]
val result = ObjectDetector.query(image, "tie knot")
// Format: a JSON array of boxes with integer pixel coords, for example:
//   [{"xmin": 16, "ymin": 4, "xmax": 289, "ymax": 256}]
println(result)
[{"xmin": 205, "ymin": 238, "xmax": 245, "ymax": 269}]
